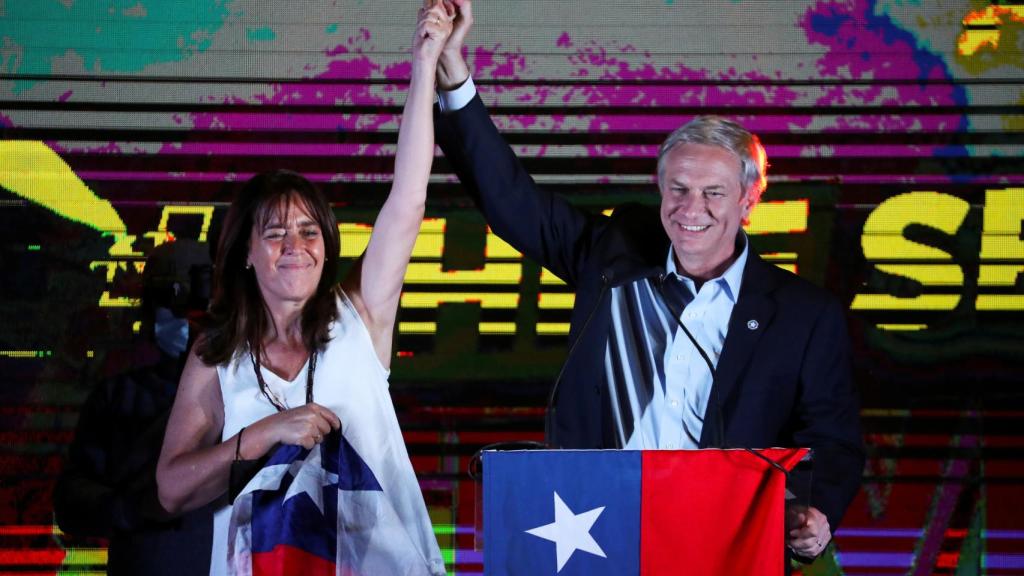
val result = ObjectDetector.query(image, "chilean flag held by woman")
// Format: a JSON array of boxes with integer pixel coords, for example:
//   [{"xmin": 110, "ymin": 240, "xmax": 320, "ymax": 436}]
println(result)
[{"xmin": 226, "ymin": 430, "xmax": 440, "ymax": 575}]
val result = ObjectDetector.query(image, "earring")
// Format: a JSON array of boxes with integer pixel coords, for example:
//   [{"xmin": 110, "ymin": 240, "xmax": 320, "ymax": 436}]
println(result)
[{"xmin": 245, "ymin": 262, "xmax": 253, "ymax": 270}]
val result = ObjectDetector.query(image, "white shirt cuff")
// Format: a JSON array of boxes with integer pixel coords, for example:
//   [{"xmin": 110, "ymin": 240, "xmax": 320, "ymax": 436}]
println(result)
[{"xmin": 437, "ymin": 76, "xmax": 477, "ymax": 113}]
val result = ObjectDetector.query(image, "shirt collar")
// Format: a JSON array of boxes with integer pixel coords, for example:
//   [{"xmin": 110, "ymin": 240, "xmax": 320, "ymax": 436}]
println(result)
[{"xmin": 664, "ymin": 232, "xmax": 748, "ymax": 302}]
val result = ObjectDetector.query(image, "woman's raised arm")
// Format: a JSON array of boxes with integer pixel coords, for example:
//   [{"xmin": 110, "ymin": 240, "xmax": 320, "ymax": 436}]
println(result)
[{"xmin": 345, "ymin": 0, "xmax": 453, "ymax": 366}]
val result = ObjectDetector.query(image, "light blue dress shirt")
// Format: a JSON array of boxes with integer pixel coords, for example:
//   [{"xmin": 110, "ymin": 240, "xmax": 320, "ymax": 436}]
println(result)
[{"xmin": 626, "ymin": 240, "xmax": 748, "ymax": 449}]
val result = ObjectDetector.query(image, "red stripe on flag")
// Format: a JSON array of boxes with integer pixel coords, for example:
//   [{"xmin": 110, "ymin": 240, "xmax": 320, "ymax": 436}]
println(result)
[
  {"xmin": 252, "ymin": 544, "xmax": 335, "ymax": 576},
  {"xmin": 640, "ymin": 448, "xmax": 807, "ymax": 576}
]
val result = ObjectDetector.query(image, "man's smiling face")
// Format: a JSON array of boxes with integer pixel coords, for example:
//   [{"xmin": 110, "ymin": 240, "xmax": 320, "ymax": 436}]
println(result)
[{"xmin": 658, "ymin": 142, "xmax": 751, "ymax": 280}]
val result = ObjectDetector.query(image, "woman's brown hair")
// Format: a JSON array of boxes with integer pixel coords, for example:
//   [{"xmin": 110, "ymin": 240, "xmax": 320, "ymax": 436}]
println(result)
[{"xmin": 198, "ymin": 170, "xmax": 341, "ymax": 366}]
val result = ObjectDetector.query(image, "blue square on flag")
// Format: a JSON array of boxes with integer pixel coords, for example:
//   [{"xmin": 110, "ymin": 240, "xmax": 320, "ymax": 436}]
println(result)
[{"xmin": 484, "ymin": 450, "xmax": 641, "ymax": 576}]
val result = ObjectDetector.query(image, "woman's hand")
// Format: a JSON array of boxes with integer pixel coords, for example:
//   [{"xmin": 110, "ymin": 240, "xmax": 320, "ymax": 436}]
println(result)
[
  {"xmin": 414, "ymin": 0, "xmax": 455, "ymax": 66},
  {"xmin": 247, "ymin": 402, "xmax": 341, "ymax": 453}
]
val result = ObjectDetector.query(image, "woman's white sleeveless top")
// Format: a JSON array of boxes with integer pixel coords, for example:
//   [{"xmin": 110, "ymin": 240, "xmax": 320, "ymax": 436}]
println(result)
[{"xmin": 209, "ymin": 292, "xmax": 444, "ymax": 575}]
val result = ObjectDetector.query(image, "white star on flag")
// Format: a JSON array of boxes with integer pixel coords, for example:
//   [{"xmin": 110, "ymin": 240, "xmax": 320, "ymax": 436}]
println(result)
[
  {"xmin": 236, "ymin": 445, "xmax": 339, "ymax": 515},
  {"xmin": 282, "ymin": 444, "xmax": 339, "ymax": 514},
  {"xmin": 525, "ymin": 491, "xmax": 607, "ymax": 572}
]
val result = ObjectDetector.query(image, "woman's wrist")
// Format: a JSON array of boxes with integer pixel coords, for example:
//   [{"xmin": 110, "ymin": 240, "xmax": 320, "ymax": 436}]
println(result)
[
  {"xmin": 236, "ymin": 419, "xmax": 270, "ymax": 460},
  {"xmin": 234, "ymin": 426, "xmax": 246, "ymax": 461},
  {"xmin": 411, "ymin": 58, "xmax": 439, "ymax": 82},
  {"xmin": 409, "ymin": 66, "xmax": 438, "ymax": 98}
]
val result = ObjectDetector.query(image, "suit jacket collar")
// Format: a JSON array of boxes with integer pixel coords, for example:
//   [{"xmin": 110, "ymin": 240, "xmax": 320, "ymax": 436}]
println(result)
[{"xmin": 700, "ymin": 251, "xmax": 781, "ymax": 447}]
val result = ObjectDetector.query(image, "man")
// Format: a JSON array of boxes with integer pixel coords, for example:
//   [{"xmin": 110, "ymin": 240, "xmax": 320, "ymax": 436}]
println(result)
[
  {"xmin": 53, "ymin": 239, "xmax": 214, "ymax": 575},
  {"xmin": 432, "ymin": 0, "xmax": 863, "ymax": 561}
]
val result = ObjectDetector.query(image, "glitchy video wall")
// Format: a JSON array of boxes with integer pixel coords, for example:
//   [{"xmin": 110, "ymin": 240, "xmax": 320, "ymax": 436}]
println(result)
[{"xmin": 1, "ymin": 1, "xmax": 1022, "ymax": 574}]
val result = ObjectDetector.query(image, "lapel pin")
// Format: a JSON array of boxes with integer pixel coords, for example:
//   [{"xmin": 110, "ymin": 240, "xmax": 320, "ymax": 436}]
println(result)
[{"xmin": 747, "ymin": 319, "xmax": 759, "ymax": 330}]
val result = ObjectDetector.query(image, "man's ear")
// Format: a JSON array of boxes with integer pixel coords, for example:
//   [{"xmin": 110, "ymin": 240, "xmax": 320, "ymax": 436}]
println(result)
[
  {"xmin": 740, "ymin": 192, "xmax": 755, "ymax": 225},
  {"xmin": 741, "ymin": 192, "xmax": 754, "ymax": 215}
]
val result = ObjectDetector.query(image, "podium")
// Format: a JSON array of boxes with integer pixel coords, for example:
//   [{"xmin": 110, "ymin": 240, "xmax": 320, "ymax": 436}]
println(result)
[{"xmin": 482, "ymin": 448, "xmax": 808, "ymax": 576}]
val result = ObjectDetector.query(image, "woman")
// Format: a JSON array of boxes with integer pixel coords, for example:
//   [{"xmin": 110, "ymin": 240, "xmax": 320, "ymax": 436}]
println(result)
[{"xmin": 156, "ymin": 3, "xmax": 453, "ymax": 575}]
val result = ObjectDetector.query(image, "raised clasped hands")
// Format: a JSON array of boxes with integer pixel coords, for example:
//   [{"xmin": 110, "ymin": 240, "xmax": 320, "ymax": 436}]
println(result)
[{"xmin": 414, "ymin": 0, "xmax": 456, "ymax": 67}]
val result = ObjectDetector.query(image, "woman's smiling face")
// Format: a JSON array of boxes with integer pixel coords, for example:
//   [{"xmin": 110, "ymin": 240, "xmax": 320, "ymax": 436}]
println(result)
[{"xmin": 247, "ymin": 193, "xmax": 325, "ymax": 308}]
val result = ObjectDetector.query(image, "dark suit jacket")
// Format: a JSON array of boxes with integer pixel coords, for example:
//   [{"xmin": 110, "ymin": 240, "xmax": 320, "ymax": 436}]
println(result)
[{"xmin": 437, "ymin": 94, "xmax": 864, "ymax": 531}]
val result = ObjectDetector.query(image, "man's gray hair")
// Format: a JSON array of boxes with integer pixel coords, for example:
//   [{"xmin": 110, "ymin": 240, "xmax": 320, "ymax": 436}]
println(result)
[{"xmin": 656, "ymin": 115, "xmax": 768, "ymax": 204}]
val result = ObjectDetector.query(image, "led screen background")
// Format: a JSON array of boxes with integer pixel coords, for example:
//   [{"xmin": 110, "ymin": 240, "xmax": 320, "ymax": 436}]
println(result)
[{"xmin": 1, "ymin": 0, "xmax": 1023, "ymax": 573}]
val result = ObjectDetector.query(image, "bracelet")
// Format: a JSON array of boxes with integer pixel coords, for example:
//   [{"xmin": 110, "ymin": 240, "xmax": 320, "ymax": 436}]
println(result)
[{"xmin": 235, "ymin": 426, "xmax": 246, "ymax": 461}]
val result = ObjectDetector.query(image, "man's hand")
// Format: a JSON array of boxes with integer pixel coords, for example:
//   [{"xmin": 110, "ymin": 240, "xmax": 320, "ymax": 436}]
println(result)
[
  {"xmin": 437, "ymin": 0, "xmax": 473, "ymax": 90},
  {"xmin": 786, "ymin": 505, "xmax": 831, "ymax": 559}
]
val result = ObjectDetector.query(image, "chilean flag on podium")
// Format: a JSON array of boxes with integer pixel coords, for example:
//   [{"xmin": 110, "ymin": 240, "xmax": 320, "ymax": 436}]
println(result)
[{"xmin": 484, "ymin": 448, "xmax": 807, "ymax": 576}]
